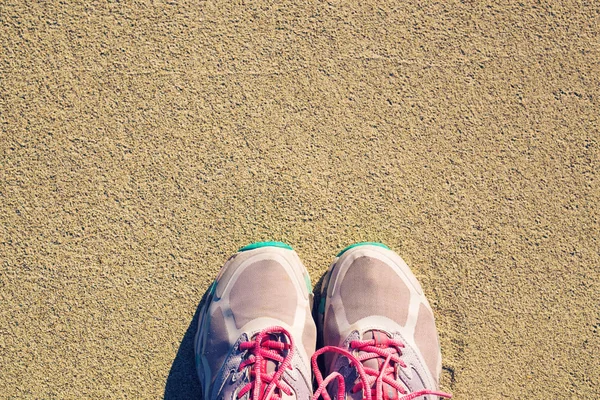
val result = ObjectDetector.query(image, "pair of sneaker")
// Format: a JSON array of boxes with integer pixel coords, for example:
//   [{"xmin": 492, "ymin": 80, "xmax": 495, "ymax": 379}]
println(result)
[{"xmin": 194, "ymin": 242, "xmax": 452, "ymax": 400}]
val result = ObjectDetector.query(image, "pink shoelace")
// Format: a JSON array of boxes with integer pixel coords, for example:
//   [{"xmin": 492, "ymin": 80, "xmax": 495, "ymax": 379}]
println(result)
[
  {"xmin": 311, "ymin": 335, "xmax": 452, "ymax": 400},
  {"xmin": 237, "ymin": 326, "xmax": 295, "ymax": 400},
  {"xmin": 235, "ymin": 326, "xmax": 452, "ymax": 400}
]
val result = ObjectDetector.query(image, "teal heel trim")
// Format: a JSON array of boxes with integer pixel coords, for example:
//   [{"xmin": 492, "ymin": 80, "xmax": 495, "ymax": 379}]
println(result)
[
  {"xmin": 318, "ymin": 297, "xmax": 326, "ymax": 314},
  {"xmin": 238, "ymin": 241, "xmax": 293, "ymax": 252},
  {"xmin": 336, "ymin": 242, "xmax": 390, "ymax": 257},
  {"xmin": 304, "ymin": 274, "xmax": 313, "ymax": 294}
]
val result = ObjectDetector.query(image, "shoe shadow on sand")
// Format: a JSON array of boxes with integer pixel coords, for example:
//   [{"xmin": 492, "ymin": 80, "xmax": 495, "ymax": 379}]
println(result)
[
  {"xmin": 164, "ymin": 272, "xmax": 328, "ymax": 400},
  {"xmin": 164, "ymin": 289, "xmax": 210, "ymax": 400}
]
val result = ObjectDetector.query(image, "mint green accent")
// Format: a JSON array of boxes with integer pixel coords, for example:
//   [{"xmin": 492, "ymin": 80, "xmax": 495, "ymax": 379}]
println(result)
[
  {"xmin": 238, "ymin": 241, "xmax": 293, "ymax": 252},
  {"xmin": 304, "ymin": 274, "xmax": 313, "ymax": 294},
  {"xmin": 209, "ymin": 280, "xmax": 217, "ymax": 295},
  {"xmin": 318, "ymin": 297, "xmax": 326, "ymax": 314},
  {"xmin": 336, "ymin": 242, "xmax": 390, "ymax": 257}
]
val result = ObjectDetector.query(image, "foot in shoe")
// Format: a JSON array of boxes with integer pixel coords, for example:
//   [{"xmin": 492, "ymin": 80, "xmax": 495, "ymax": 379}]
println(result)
[
  {"xmin": 195, "ymin": 242, "xmax": 317, "ymax": 400},
  {"xmin": 314, "ymin": 243, "xmax": 452, "ymax": 400}
]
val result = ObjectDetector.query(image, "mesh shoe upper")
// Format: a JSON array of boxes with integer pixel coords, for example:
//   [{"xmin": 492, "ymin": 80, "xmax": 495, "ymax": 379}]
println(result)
[
  {"xmin": 317, "ymin": 244, "xmax": 448, "ymax": 400},
  {"xmin": 195, "ymin": 245, "xmax": 316, "ymax": 400}
]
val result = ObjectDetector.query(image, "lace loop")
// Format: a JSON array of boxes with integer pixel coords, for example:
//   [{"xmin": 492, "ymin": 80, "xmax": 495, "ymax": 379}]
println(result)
[
  {"xmin": 311, "ymin": 346, "xmax": 373, "ymax": 400},
  {"xmin": 350, "ymin": 338, "xmax": 408, "ymax": 397}
]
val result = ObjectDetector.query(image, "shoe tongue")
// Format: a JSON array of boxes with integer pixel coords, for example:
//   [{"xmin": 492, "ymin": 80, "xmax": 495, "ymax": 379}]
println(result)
[
  {"xmin": 263, "ymin": 334, "xmax": 296, "ymax": 400},
  {"xmin": 359, "ymin": 331, "xmax": 404, "ymax": 400},
  {"xmin": 250, "ymin": 332, "xmax": 289, "ymax": 392},
  {"xmin": 362, "ymin": 330, "xmax": 389, "ymax": 344},
  {"xmin": 264, "ymin": 333, "xmax": 284, "ymax": 374}
]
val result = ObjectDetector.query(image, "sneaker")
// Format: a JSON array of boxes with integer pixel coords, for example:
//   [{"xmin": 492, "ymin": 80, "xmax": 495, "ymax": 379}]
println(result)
[
  {"xmin": 314, "ymin": 243, "xmax": 451, "ymax": 400},
  {"xmin": 194, "ymin": 242, "xmax": 317, "ymax": 400}
]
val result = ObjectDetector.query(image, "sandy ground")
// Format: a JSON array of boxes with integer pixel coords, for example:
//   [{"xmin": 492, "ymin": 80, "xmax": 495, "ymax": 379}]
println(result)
[{"xmin": 1, "ymin": 1, "xmax": 599, "ymax": 398}]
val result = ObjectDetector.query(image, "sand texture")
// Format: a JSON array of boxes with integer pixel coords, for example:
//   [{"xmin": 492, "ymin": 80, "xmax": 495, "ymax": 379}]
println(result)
[{"xmin": 1, "ymin": 1, "xmax": 599, "ymax": 398}]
